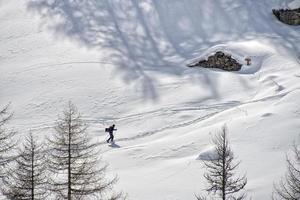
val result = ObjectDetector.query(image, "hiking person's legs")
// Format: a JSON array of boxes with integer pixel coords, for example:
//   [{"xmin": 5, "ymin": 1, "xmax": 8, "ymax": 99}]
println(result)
[
  {"xmin": 110, "ymin": 133, "xmax": 114, "ymax": 142},
  {"xmin": 107, "ymin": 132, "xmax": 114, "ymax": 143}
]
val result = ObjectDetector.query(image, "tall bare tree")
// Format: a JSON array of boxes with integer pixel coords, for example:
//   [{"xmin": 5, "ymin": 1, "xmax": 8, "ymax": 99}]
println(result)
[
  {"xmin": 197, "ymin": 127, "xmax": 247, "ymax": 200},
  {"xmin": 48, "ymin": 101, "xmax": 123, "ymax": 200},
  {"xmin": 1, "ymin": 132, "xmax": 48, "ymax": 200},
  {"xmin": 0, "ymin": 104, "xmax": 16, "ymax": 178},
  {"xmin": 273, "ymin": 144, "xmax": 300, "ymax": 200}
]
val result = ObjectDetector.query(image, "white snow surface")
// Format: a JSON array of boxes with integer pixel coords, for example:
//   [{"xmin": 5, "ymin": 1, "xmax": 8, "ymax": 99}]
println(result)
[{"xmin": 1, "ymin": 0, "xmax": 300, "ymax": 199}]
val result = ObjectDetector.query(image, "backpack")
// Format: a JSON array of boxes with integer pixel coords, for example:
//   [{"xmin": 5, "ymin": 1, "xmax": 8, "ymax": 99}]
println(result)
[{"xmin": 105, "ymin": 126, "xmax": 112, "ymax": 132}]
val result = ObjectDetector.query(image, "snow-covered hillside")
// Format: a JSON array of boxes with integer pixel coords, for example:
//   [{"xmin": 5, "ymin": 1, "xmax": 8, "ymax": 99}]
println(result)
[{"xmin": 1, "ymin": 0, "xmax": 300, "ymax": 199}]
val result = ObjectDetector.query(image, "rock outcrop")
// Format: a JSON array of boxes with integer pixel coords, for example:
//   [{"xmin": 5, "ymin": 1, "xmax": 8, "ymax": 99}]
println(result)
[
  {"xmin": 272, "ymin": 8, "xmax": 300, "ymax": 25},
  {"xmin": 188, "ymin": 51, "xmax": 242, "ymax": 71}
]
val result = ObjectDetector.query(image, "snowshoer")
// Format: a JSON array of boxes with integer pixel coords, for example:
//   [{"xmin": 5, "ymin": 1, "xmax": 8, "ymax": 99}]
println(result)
[{"xmin": 106, "ymin": 124, "xmax": 117, "ymax": 143}]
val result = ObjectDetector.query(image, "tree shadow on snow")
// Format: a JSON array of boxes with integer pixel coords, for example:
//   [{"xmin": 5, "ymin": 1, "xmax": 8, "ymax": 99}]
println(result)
[{"xmin": 27, "ymin": 0, "xmax": 300, "ymax": 101}]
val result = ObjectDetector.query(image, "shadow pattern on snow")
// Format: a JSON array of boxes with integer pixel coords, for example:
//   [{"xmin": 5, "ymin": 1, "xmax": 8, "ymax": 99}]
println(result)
[{"xmin": 27, "ymin": 0, "xmax": 300, "ymax": 101}]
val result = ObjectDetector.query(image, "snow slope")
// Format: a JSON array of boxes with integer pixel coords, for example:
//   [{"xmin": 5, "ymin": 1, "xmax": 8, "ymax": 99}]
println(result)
[{"xmin": 1, "ymin": 0, "xmax": 300, "ymax": 199}]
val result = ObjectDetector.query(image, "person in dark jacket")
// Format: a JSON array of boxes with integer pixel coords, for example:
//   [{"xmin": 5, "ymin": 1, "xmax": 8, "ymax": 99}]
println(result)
[{"xmin": 106, "ymin": 124, "xmax": 117, "ymax": 143}]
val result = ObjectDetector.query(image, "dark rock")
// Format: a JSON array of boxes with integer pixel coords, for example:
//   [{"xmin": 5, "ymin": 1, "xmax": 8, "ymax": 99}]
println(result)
[
  {"xmin": 188, "ymin": 51, "xmax": 242, "ymax": 71},
  {"xmin": 215, "ymin": 51, "xmax": 225, "ymax": 58},
  {"xmin": 272, "ymin": 8, "xmax": 300, "ymax": 25}
]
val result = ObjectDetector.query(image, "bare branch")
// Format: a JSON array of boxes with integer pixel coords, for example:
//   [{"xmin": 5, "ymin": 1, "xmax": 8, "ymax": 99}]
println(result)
[
  {"xmin": 48, "ymin": 101, "xmax": 125, "ymax": 200},
  {"xmin": 198, "ymin": 126, "xmax": 247, "ymax": 200},
  {"xmin": 273, "ymin": 143, "xmax": 300, "ymax": 200}
]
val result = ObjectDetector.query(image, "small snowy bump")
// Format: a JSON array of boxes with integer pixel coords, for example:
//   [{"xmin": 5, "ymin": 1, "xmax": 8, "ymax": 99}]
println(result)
[
  {"xmin": 288, "ymin": 0, "xmax": 300, "ymax": 9},
  {"xmin": 261, "ymin": 113, "xmax": 273, "ymax": 118},
  {"xmin": 197, "ymin": 146, "xmax": 218, "ymax": 161}
]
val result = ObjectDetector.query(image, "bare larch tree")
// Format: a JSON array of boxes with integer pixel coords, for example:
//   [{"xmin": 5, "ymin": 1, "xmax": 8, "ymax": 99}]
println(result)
[
  {"xmin": 2, "ymin": 132, "xmax": 48, "ymax": 200},
  {"xmin": 0, "ymin": 104, "xmax": 16, "ymax": 178},
  {"xmin": 48, "ymin": 101, "xmax": 123, "ymax": 200},
  {"xmin": 197, "ymin": 127, "xmax": 247, "ymax": 200},
  {"xmin": 273, "ymin": 144, "xmax": 300, "ymax": 200}
]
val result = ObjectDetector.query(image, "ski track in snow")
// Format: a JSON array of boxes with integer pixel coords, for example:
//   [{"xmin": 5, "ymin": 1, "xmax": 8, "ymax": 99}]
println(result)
[
  {"xmin": 20, "ymin": 89, "xmax": 292, "ymax": 147},
  {"xmin": 97, "ymin": 91, "xmax": 291, "ymax": 145},
  {"xmin": 7, "ymin": 61, "xmax": 115, "ymax": 75}
]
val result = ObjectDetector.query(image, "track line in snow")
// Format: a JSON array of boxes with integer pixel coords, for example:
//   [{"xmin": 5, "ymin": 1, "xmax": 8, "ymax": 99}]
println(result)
[
  {"xmin": 7, "ymin": 61, "xmax": 115, "ymax": 75},
  {"xmin": 97, "ymin": 91, "xmax": 291, "ymax": 145},
  {"xmin": 17, "ymin": 90, "xmax": 293, "ymax": 146}
]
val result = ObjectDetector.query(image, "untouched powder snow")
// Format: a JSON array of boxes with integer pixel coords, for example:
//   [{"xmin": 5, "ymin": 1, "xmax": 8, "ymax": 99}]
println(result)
[{"xmin": 1, "ymin": 0, "xmax": 300, "ymax": 199}]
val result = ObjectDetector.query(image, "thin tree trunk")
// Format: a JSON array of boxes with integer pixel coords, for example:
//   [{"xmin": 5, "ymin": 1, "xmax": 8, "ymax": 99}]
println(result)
[
  {"xmin": 48, "ymin": 102, "xmax": 123, "ymax": 199},
  {"xmin": 222, "ymin": 138, "xmax": 226, "ymax": 200},
  {"xmin": 31, "ymin": 144, "xmax": 34, "ymax": 200},
  {"xmin": 199, "ymin": 127, "xmax": 247, "ymax": 200},
  {"xmin": 68, "ymin": 119, "xmax": 71, "ymax": 200}
]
